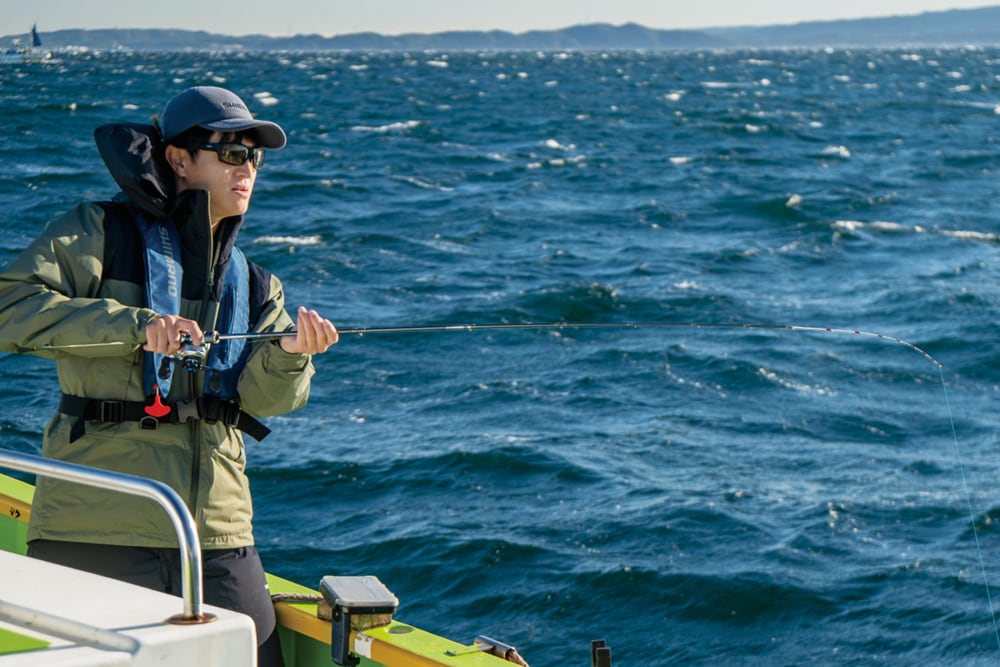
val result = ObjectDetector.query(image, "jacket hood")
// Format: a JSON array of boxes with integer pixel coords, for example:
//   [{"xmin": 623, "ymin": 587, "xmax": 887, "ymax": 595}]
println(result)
[{"xmin": 94, "ymin": 123, "xmax": 175, "ymax": 219}]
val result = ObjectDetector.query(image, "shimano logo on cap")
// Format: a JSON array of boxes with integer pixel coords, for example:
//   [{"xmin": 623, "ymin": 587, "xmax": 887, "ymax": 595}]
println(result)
[{"xmin": 221, "ymin": 101, "xmax": 248, "ymax": 111}]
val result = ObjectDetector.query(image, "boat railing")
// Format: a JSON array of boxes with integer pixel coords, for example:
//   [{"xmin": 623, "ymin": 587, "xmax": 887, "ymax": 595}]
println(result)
[{"xmin": 0, "ymin": 448, "xmax": 214, "ymax": 624}]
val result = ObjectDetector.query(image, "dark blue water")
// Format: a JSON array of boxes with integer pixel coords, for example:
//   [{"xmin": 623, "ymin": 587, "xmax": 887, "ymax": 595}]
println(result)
[{"xmin": 2, "ymin": 48, "xmax": 999, "ymax": 665}]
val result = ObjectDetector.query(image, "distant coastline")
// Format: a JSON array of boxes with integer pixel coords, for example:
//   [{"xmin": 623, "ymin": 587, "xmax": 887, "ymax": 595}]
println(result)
[{"xmin": 7, "ymin": 6, "xmax": 1000, "ymax": 51}]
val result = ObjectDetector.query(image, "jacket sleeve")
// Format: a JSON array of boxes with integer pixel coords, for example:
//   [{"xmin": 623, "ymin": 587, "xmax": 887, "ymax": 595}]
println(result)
[
  {"xmin": 236, "ymin": 271, "xmax": 315, "ymax": 418},
  {"xmin": 0, "ymin": 203, "xmax": 157, "ymax": 356}
]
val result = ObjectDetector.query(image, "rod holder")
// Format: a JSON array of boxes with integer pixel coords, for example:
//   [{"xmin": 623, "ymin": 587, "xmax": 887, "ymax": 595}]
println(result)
[{"xmin": 592, "ymin": 639, "xmax": 612, "ymax": 667}]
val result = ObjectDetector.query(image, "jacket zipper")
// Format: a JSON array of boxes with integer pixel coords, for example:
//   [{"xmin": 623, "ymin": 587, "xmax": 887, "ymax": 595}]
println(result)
[
  {"xmin": 187, "ymin": 375, "xmax": 201, "ymax": 513},
  {"xmin": 189, "ymin": 213, "xmax": 219, "ymax": 516}
]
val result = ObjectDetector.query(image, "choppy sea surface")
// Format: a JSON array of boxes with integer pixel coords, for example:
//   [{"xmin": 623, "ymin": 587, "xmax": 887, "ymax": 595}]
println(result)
[{"xmin": 1, "ymin": 48, "xmax": 999, "ymax": 665}]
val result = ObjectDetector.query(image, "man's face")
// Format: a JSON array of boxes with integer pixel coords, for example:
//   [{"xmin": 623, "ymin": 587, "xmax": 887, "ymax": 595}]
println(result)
[{"xmin": 177, "ymin": 131, "xmax": 258, "ymax": 224}]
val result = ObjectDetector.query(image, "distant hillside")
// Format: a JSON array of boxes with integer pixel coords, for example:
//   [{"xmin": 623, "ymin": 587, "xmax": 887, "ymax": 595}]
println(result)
[
  {"xmin": 710, "ymin": 6, "xmax": 1000, "ymax": 48},
  {"xmin": 4, "ymin": 24, "xmax": 728, "ymax": 51},
  {"xmin": 6, "ymin": 6, "xmax": 1000, "ymax": 52}
]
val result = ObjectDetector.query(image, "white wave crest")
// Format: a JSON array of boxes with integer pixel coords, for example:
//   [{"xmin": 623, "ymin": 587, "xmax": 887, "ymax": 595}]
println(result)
[
  {"xmin": 350, "ymin": 120, "xmax": 422, "ymax": 133},
  {"xmin": 821, "ymin": 145, "xmax": 851, "ymax": 158},
  {"xmin": 254, "ymin": 91, "xmax": 279, "ymax": 106},
  {"xmin": 832, "ymin": 220, "xmax": 995, "ymax": 241},
  {"xmin": 543, "ymin": 138, "xmax": 575, "ymax": 151},
  {"xmin": 393, "ymin": 175, "xmax": 454, "ymax": 191},
  {"xmin": 758, "ymin": 368, "xmax": 833, "ymax": 395},
  {"xmin": 942, "ymin": 229, "xmax": 999, "ymax": 242},
  {"xmin": 253, "ymin": 235, "xmax": 323, "ymax": 246}
]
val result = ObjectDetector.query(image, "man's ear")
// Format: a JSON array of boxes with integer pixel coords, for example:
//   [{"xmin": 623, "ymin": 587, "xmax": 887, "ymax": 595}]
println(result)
[{"xmin": 164, "ymin": 144, "xmax": 187, "ymax": 175}]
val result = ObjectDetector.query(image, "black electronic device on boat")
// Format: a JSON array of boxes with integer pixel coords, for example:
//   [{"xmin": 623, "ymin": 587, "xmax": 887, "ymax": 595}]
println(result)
[{"xmin": 320, "ymin": 575, "xmax": 399, "ymax": 667}]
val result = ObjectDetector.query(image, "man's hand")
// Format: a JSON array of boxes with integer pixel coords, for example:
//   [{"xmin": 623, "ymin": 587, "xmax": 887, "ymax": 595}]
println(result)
[
  {"xmin": 145, "ymin": 315, "xmax": 203, "ymax": 355},
  {"xmin": 280, "ymin": 307, "xmax": 339, "ymax": 355}
]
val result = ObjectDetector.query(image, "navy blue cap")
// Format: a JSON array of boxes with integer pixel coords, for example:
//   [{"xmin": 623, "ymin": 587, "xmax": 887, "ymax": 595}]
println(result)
[{"xmin": 159, "ymin": 86, "xmax": 286, "ymax": 149}]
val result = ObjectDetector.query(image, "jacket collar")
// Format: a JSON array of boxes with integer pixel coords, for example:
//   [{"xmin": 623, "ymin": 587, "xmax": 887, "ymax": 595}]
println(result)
[{"xmin": 94, "ymin": 122, "xmax": 175, "ymax": 219}]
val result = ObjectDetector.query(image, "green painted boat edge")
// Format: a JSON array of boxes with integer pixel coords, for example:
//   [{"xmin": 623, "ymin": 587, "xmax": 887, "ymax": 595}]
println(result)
[
  {"xmin": 0, "ymin": 471, "xmax": 31, "ymax": 556},
  {"xmin": 0, "ymin": 627, "xmax": 50, "ymax": 655}
]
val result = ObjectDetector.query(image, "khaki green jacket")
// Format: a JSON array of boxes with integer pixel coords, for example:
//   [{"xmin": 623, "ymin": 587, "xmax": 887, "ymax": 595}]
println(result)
[{"xmin": 0, "ymin": 128, "xmax": 315, "ymax": 549}]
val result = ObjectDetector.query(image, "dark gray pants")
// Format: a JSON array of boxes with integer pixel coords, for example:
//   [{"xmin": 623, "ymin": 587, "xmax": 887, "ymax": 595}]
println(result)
[{"xmin": 28, "ymin": 539, "xmax": 284, "ymax": 667}]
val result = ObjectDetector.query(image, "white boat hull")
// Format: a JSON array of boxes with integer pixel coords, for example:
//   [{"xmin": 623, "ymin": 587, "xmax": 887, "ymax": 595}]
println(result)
[{"xmin": 0, "ymin": 550, "xmax": 256, "ymax": 666}]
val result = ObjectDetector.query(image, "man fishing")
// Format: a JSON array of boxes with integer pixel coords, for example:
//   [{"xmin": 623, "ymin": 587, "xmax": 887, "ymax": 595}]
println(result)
[{"xmin": 0, "ymin": 85, "xmax": 337, "ymax": 667}]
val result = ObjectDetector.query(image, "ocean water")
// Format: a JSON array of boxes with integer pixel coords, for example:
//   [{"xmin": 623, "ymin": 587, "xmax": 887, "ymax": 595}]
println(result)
[{"xmin": 1, "ymin": 48, "xmax": 999, "ymax": 665}]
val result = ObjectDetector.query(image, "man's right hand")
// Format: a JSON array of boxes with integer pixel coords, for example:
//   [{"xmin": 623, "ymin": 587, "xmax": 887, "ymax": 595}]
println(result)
[{"xmin": 144, "ymin": 315, "xmax": 204, "ymax": 355}]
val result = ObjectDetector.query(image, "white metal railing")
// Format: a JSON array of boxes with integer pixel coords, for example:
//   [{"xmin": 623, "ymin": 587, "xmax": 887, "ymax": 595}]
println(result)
[{"xmin": 0, "ymin": 448, "xmax": 213, "ymax": 623}]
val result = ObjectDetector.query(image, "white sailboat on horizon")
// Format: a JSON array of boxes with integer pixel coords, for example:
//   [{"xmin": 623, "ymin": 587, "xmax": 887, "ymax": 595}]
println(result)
[{"xmin": 1, "ymin": 24, "xmax": 53, "ymax": 64}]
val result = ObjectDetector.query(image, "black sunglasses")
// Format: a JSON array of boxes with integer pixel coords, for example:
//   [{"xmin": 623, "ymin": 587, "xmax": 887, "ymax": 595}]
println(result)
[{"xmin": 199, "ymin": 142, "xmax": 265, "ymax": 169}]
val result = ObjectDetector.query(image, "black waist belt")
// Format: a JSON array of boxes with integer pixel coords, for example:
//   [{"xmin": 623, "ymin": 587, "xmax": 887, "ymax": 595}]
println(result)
[{"xmin": 60, "ymin": 394, "xmax": 271, "ymax": 442}]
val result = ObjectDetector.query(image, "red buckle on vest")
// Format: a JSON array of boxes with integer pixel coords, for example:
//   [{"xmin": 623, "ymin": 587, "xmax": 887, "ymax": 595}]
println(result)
[{"xmin": 144, "ymin": 385, "xmax": 172, "ymax": 418}]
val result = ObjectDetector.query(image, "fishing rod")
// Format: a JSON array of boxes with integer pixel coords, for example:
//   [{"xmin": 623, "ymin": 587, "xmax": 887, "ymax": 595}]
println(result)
[
  {"xmin": 208, "ymin": 321, "xmax": 943, "ymax": 368},
  {"xmin": 30, "ymin": 320, "xmax": 943, "ymax": 380},
  {"xmin": 33, "ymin": 320, "xmax": 942, "ymax": 370}
]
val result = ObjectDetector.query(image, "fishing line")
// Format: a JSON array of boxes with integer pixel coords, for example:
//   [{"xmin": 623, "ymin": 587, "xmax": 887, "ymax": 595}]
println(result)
[
  {"xmin": 938, "ymin": 365, "xmax": 1000, "ymax": 651},
  {"xmin": 30, "ymin": 319, "xmax": 999, "ymax": 646}
]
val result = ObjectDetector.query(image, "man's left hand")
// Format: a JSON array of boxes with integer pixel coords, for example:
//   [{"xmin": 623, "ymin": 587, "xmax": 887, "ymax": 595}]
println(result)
[{"xmin": 280, "ymin": 307, "xmax": 339, "ymax": 355}]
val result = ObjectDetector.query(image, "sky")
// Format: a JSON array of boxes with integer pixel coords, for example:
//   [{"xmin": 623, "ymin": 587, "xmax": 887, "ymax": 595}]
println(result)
[{"xmin": 3, "ymin": 0, "xmax": 999, "ymax": 38}]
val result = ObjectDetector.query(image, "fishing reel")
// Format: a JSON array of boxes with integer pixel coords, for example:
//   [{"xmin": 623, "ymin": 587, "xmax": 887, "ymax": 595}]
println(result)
[{"xmin": 156, "ymin": 332, "xmax": 214, "ymax": 378}]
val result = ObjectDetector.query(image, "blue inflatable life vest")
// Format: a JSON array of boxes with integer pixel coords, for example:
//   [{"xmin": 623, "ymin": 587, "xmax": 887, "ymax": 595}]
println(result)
[{"xmin": 135, "ymin": 214, "xmax": 251, "ymax": 400}]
